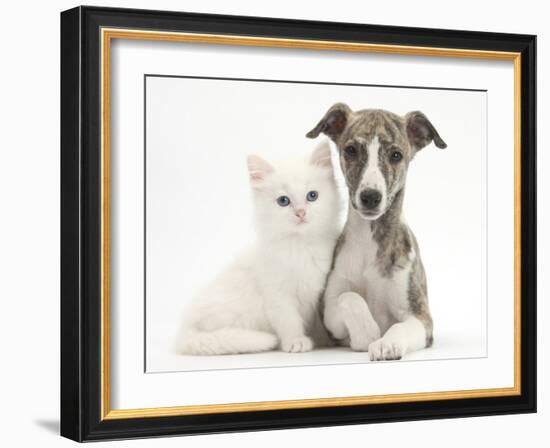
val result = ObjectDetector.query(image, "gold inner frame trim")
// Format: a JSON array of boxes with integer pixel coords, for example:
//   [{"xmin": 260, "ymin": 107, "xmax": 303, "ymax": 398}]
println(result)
[{"xmin": 100, "ymin": 27, "xmax": 522, "ymax": 421}]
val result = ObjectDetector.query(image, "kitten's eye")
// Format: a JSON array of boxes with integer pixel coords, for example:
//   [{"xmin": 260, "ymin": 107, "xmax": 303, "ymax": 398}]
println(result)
[
  {"xmin": 344, "ymin": 145, "xmax": 358, "ymax": 158},
  {"xmin": 306, "ymin": 191, "xmax": 319, "ymax": 202},
  {"xmin": 390, "ymin": 150, "xmax": 403, "ymax": 163},
  {"xmin": 276, "ymin": 196, "xmax": 291, "ymax": 207}
]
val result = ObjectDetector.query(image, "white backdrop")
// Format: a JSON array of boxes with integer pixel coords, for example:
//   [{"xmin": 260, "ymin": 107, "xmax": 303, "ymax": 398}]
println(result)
[
  {"xmin": 0, "ymin": 1, "xmax": 546, "ymax": 447},
  {"xmin": 145, "ymin": 75, "xmax": 488, "ymax": 372}
]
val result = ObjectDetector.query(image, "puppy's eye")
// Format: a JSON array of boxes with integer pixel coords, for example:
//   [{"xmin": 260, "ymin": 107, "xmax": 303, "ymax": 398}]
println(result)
[
  {"xmin": 276, "ymin": 196, "xmax": 291, "ymax": 207},
  {"xmin": 344, "ymin": 145, "xmax": 358, "ymax": 158},
  {"xmin": 390, "ymin": 151, "xmax": 403, "ymax": 163},
  {"xmin": 306, "ymin": 191, "xmax": 318, "ymax": 202}
]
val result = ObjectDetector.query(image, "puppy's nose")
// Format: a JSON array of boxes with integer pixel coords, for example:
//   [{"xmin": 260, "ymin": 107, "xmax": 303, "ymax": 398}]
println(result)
[
  {"xmin": 359, "ymin": 189, "xmax": 382, "ymax": 209},
  {"xmin": 295, "ymin": 209, "xmax": 306, "ymax": 219}
]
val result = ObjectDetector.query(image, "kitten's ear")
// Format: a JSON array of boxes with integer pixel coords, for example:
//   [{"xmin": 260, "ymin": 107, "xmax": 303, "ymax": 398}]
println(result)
[
  {"xmin": 310, "ymin": 141, "xmax": 333, "ymax": 170},
  {"xmin": 247, "ymin": 155, "xmax": 274, "ymax": 183}
]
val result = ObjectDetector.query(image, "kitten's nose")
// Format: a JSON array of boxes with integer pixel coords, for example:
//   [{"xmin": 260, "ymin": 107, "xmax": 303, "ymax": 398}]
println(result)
[{"xmin": 295, "ymin": 209, "xmax": 306, "ymax": 219}]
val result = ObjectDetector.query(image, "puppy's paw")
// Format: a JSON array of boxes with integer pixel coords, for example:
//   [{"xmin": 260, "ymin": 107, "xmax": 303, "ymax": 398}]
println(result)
[
  {"xmin": 282, "ymin": 336, "xmax": 313, "ymax": 353},
  {"xmin": 368, "ymin": 338, "xmax": 406, "ymax": 361}
]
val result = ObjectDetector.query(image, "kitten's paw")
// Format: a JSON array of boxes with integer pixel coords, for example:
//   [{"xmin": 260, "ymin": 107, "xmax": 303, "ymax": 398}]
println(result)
[
  {"xmin": 282, "ymin": 336, "xmax": 313, "ymax": 353},
  {"xmin": 368, "ymin": 338, "xmax": 406, "ymax": 361}
]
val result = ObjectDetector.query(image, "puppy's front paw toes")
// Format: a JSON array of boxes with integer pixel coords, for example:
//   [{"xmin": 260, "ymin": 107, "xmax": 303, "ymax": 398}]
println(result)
[
  {"xmin": 368, "ymin": 338, "xmax": 406, "ymax": 361},
  {"xmin": 282, "ymin": 336, "xmax": 313, "ymax": 353}
]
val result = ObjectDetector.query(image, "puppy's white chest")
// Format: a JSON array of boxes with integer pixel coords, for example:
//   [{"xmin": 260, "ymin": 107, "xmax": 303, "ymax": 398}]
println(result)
[
  {"xmin": 340, "ymin": 228, "xmax": 378, "ymax": 281},
  {"xmin": 339, "ymin": 227, "xmax": 411, "ymax": 325},
  {"xmin": 363, "ymin": 264, "xmax": 410, "ymax": 318}
]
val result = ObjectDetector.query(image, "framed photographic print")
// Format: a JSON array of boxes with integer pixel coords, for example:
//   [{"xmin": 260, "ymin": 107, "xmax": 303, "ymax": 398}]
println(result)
[{"xmin": 60, "ymin": 6, "xmax": 537, "ymax": 442}]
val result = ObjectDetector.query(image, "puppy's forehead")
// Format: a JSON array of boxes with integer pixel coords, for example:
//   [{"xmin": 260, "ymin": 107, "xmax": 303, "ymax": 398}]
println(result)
[{"xmin": 343, "ymin": 109, "xmax": 408, "ymax": 147}]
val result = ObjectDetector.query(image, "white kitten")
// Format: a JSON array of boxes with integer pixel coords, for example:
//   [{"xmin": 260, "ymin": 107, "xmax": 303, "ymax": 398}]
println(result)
[{"xmin": 177, "ymin": 142, "xmax": 342, "ymax": 355}]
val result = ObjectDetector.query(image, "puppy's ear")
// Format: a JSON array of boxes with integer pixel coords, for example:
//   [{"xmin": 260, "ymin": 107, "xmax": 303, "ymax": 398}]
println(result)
[
  {"xmin": 306, "ymin": 103, "xmax": 352, "ymax": 142},
  {"xmin": 247, "ymin": 155, "xmax": 274, "ymax": 183},
  {"xmin": 310, "ymin": 141, "xmax": 333, "ymax": 170},
  {"xmin": 405, "ymin": 111, "xmax": 447, "ymax": 151}
]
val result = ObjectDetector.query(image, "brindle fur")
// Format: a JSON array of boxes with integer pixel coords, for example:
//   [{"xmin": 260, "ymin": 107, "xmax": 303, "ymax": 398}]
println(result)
[{"xmin": 308, "ymin": 103, "xmax": 446, "ymax": 350}]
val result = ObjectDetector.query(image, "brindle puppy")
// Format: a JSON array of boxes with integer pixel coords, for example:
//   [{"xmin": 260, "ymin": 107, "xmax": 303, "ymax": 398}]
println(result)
[{"xmin": 307, "ymin": 103, "xmax": 447, "ymax": 360}]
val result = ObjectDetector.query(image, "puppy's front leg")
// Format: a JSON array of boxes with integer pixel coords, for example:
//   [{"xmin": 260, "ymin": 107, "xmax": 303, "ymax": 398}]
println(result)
[
  {"xmin": 368, "ymin": 316, "xmax": 427, "ymax": 361},
  {"xmin": 338, "ymin": 292, "xmax": 380, "ymax": 351},
  {"xmin": 323, "ymin": 272, "xmax": 351, "ymax": 340},
  {"xmin": 324, "ymin": 273, "xmax": 380, "ymax": 351}
]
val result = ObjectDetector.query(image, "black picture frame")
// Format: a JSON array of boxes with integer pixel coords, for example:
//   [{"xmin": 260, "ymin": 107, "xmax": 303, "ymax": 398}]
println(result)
[{"xmin": 61, "ymin": 5, "xmax": 536, "ymax": 442}]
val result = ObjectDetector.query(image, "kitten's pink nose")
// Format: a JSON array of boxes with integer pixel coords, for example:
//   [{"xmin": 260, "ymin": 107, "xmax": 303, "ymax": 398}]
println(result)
[{"xmin": 295, "ymin": 209, "xmax": 306, "ymax": 220}]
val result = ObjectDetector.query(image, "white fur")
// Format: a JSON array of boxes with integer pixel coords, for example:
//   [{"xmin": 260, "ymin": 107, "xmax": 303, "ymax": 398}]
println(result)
[
  {"xmin": 177, "ymin": 142, "xmax": 341, "ymax": 355},
  {"xmin": 368, "ymin": 316, "xmax": 426, "ymax": 361},
  {"xmin": 355, "ymin": 135, "xmax": 387, "ymax": 213},
  {"xmin": 323, "ymin": 209, "xmax": 423, "ymax": 359}
]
